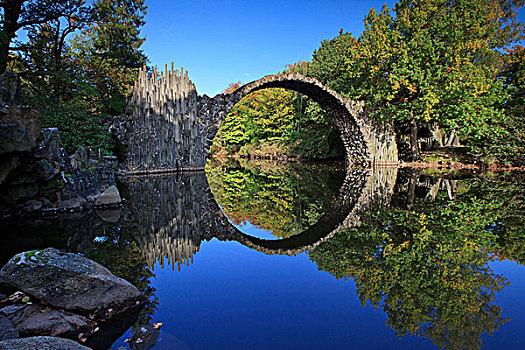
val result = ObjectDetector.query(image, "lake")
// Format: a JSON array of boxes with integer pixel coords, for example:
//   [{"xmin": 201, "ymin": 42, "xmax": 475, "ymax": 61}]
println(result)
[{"xmin": 1, "ymin": 158, "xmax": 524, "ymax": 349}]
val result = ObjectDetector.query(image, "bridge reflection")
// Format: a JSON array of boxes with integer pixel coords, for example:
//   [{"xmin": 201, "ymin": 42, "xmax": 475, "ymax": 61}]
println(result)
[{"xmin": 123, "ymin": 166, "xmax": 398, "ymax": 270}]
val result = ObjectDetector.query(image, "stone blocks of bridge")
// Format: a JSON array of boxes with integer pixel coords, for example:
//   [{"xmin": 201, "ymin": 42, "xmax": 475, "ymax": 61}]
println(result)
[
  {"xmin": 198, "ymin": 73, "xmax": 398, "ymax": 167},
  {"xmin": 124, "ymin": 68, "xmax": 398, "ymax": 172}
]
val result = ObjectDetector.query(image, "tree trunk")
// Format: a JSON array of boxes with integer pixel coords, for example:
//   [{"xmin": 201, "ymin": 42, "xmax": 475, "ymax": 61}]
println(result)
[
  {"xmin": 0, "ymin": 43, "xmax": 10, "ymax": 74},
  {"xmin": 0, "ymin": 1, "xmax": 24, "ymax": 74},
  {"xmin": 409, "ymin": 109, "xmax": 419, "ymax": 161},
  {"xmin": 52, "ymin": 21, "xmax": 63, "ymax": 112},
  {"xmin": 405, "ymin": 169, "xmax": 417, "ymax": 219},
  {"xmin": 444, "ymin": 130, "xmax": 460, "ymax": 147},
  {"xmin": 430, "ymin": 124, "xmax": 444, "ymax": 147}
]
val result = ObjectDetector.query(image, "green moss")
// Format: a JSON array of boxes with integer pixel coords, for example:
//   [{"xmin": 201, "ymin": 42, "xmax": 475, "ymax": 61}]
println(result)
[
  {"xmin": 24, "ymin": 250, "xmax": 41, "ymax": 262},
  {"xmin": 39, "ymin": 174, "xmax": 65, "ymax": 200}
]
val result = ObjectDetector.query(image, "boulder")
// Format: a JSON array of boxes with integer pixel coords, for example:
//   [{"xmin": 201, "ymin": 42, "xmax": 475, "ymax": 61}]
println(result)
[
  {"xmin": 0, "ymin": 156, "xmax": 19, "ymax": 185},
  {"xmin": 94, "ymin": 185, "xmax": 121, "ymax": 207},
  {"xmin": 0, "ymin": 107, "xmax": 41, "ymax": 154},
  {"xmin": 0, "ymin": 183, "xmax": 38, "ymax": 204},
  {"xmin": 0, "ymin": 248, "xmax": 146, "ymax": 315},
  {"xmin": 0, "ymin": 315, "xmax": 18, "ymax": 341},
  {"xmin": 0, "ymin": 304, "xmax": 93, "ymax": 338},
  {"xmin": 95, "ymin": 208, "xmax": 122, "ymax": 223},
  {"xmin": 57, "ymin": 196, "xmax": 87, "ymax": 210},
  {"xmin": 0, "ymin": 336, "xmax": 90, "ymax": 350},
  {"xmin": 35, "ymin": 159, "xmax": 60, "ymax": 182},
  {"xmin": 21, "ymin": 200, "xmax": 42, "ymax": 212}
]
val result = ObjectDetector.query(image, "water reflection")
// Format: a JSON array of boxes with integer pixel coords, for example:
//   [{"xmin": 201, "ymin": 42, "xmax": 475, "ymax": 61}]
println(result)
[
  {"xmin": 123, "ymin": 159, "xmax": 397, "ymax": 267},
  {"xmin": 206, "ymin": 158, "xmax": 347, "ymax": 238},
  {"xmin": 309, "ymin": 170, "xmax": 525, "ymax": 350},
  {"xmin": 1, "ymin": 163, "xmax": 523, "ymax": 349}
]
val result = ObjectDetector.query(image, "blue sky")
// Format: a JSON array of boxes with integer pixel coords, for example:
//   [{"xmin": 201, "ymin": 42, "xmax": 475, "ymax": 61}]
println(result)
[
  {"xmin": 142, "ymin": 1, "xmax": 525, "ymax": 97},
  {"xmin": 141, "ymin": 0, "xmax": 396, "ymax": 96}
]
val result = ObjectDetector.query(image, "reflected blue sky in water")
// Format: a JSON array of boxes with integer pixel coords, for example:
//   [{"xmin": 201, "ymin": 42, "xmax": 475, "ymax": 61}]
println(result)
[
  {"xmin": 116, "ymin": 237, "xmax": 435, "ymax": 349},
  {"xmin": 116, "ymin": 241, "xmax": 525, "ymax": 350},
  {"xmin": 236, "ymin": 221, "xmax": 278, "ymax": 240},
  {"xmin": 482, "ymin": 259, "xmax": 525, "ymax": 349},
  {"xmin": 110, "ymin": 167, "xmax": 525, "ymax": 349}
]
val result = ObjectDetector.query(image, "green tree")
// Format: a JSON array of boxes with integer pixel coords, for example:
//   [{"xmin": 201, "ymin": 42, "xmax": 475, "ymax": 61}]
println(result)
[
  {"xmin": 494, "ymin": 45, "xmax": 525, "ymax": 164},
  {"xmin": 26, "ymin": 0, "xmax": 148, "ymax": 154},
  {"xmin": 69, "ymin": 0, "xmax": 147, "ymax": 115},
  {"xmin": 212, "ymin": 87, "xmax": 299, "ymax": 157},
  {"xmin": 206, "ymin": 158, "xmax": 344, "ymax": 238},
  {"xmin": 212, "ymin": 68, "xmax": 345, "ymax": 160},
  {"xmin": 0, "ymin": 0, "xmax": 90, "ymax": 73},
  {"xmin": 309, "ymin": 0, "xmax": 524, "ymax": 160},
  {"xmin": 20, "ymin": 2, "xmax": 92, "ymax": 113}
]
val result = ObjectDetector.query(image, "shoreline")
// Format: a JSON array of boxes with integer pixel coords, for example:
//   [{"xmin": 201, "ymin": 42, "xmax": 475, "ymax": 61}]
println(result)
[{"xmin": 210, "ymin": 154, "xmax": 525, "ymax": 172}]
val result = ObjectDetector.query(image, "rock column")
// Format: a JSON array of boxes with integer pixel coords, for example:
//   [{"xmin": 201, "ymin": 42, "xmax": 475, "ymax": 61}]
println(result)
[{"xmin": 126, "ymin": 64, "xmax": 206, "ymax": 172}]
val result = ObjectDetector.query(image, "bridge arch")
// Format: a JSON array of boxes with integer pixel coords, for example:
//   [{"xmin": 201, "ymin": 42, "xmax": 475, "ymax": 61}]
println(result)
[
  {"xmin": 124, "ymin": 67, "xmax": 397, "ymax": 173},
  {"xmin": 198, "ymin": 74, "xmax": 398, "ymax": 166}
]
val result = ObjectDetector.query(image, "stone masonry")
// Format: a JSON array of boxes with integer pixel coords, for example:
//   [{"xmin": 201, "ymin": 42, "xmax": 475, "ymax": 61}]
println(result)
[
  {"xmin": 124, "ymin": 67, "xmax": 399, "ymax": 172},
  {"xmin": 200, "ymin": 74, "xmax": 399, "ymax": 167}
]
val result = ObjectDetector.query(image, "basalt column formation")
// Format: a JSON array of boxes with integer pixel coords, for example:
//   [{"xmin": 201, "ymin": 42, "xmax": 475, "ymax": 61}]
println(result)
[{"xmin": 126, "ymin": 64, "xmax": 206, "ymax": 173}]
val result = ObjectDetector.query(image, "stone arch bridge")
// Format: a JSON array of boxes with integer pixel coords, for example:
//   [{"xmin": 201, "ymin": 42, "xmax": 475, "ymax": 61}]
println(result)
[{"xmin": 118, "ymin": 65, "xmax": 398, "ymax": 173}]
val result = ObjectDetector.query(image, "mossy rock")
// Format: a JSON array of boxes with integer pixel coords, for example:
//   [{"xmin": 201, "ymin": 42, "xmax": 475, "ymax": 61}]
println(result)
[{"xmin": 38, "ymin": 174, "xmax": 64, "ymax": 200}]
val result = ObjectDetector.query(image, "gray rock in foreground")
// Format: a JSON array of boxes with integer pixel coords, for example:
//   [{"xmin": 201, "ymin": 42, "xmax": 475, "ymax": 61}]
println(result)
[
  {"xmin": 0, "ymin": 248, "xmax": 146, "ymax": 314},
  {"xmin": 0, "ymin": 336, "xmax": 90, "ymax": 350},
  {"xmin": 0, "ymin": 315, "xmax": 18, "ymax": 341},
  {"xmin": 0, "ymin": 304, "xmax": 93, "ymax": 338},
  {"xmin": 94, "ymin": 185, "xmax": 121, "ymax": 206}
]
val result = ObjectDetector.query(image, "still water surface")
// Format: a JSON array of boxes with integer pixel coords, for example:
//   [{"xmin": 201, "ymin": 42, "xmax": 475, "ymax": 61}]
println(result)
[{"xmin": 2, "ymin": 159, "xmax": 524, "ymax": 349}]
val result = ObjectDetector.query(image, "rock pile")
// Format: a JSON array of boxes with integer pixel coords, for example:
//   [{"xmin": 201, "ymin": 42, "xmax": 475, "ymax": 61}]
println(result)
[
  {"xmin": 0, "ymin": 71, "xmax": 122, "ymax": 216},
  {"xmin": 0, "ymin": 248, "xmax": 147, "ymax": 348}
]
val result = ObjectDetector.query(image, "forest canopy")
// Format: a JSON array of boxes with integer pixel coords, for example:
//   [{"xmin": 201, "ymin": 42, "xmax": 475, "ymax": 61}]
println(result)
[
  {"xmin": 0, "ymin": 0, "xmax": 147, "ymax": 154},
  {"xmin": 1, "ymin": 0, "xmax": 524, "ymax": 164},
  {"xmin": 213, "ymin": 0, "xmax": 525, "ymax": 164}
]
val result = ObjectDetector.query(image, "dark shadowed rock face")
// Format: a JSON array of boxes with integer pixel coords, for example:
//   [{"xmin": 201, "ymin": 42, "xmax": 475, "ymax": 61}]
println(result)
[
  {"xmin": 0, "ymin": 248, "xmax": 146, "ymax": 315},
  {"xmin": 0, "ymin": 304, "xmax": 93, "ymax": 338},
  {"xmin": 0, "ymin": 71, "xmax": 21, "ymax": 107},
  {"xmin": 0, "ymin": 336, "xmax": 90, "ymax": 350},
  {"xmin": 0, "ymin": 107, "xmax": 41, "ymax": 154},
  {"xmin": 34, "ymin": 128, "xmax": 60, "ymax": 161},
  {"xmin": 0, "ymin": 315, "xmax": 18, "ymax": 341},
  {"xmin": 0, "ymin": 183, "xmax": 39, "ymax": 204}
]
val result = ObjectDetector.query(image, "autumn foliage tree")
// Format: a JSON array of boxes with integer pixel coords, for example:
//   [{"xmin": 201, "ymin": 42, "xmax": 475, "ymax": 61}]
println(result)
[
  {"xmin": 309, "ymin": 176, "xmax": 513, "ymax": 349},
  {"xmin": 212, "ymin": 60, "xmax": 345, "ymax": 160},
  {"xmin": 222, "ymin": 81, "xmax": 242, "ymax": 94},
  {"xmin": 309, "ymin": 0, "xmax": 524, "ymax": 161}
]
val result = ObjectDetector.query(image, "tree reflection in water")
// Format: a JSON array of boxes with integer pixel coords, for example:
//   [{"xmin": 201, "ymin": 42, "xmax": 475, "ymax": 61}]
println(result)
[
  {"xmin": 309, "ymin": 170, "xmax": 525, "ymax": 350},
  {"xmin": 206, "ymin": 157, "xmax": 346, "ymax": 238}
]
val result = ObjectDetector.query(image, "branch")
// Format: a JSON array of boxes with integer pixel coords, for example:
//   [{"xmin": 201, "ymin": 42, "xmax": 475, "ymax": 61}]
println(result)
[
  {"xmin": 17, "ymin": 14, "xmax": 62, "ymax": 29},
  {"xmin": 9, "ymin": 45, "xmax": 30, "ymax": 51}
]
